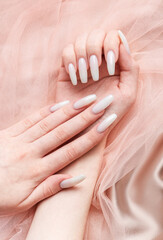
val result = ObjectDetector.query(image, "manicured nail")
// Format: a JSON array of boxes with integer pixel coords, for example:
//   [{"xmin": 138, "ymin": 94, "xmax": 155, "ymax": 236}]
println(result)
[
  {"xmin": 73, "ymin": 94, "xmax": 97, "ymax": 109},
  {"xmin": 97, "ymin": 113, "xmax": 117, "ymax": 133},
  {"xmin": 78, "ymin": 58, "xmax": 88, "ymax": 83},
  {"xmin": 50, "ymin": 100, "xmax": 70, "ymax": 112},
  {"xmin": 89, "ymin": 55, "xmax": 99, "ymax": 81},
  {"xmin": 107, "ymin": 51, "xmax": 115, "ymax": 75},
  {"xmin": 68, "ymin": 63, "xmax": 77, "ymax": 86},
  {"xmin": 118, "ymin": 30, "xmax": 130, "ymax": 54},
  {"xmin": 60, "ymin": 175, "xmax": 86, "ymax": 188},
  {"xmin": 92, "ymin": 95, "xmax": 114, "ymax": 114}
]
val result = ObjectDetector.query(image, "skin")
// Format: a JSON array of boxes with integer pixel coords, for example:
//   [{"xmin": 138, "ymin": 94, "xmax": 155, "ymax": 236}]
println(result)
[
  {"xmin": 0, "ymin": 98, "xmax": 110, "ymax": 215},
  {"xmin": 27, "ymin": 30, "xmax": 139, "ymax": 239}
]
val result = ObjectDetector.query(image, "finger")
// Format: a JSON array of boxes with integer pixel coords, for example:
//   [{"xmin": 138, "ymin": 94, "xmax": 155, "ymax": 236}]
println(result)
[
  {"xmin": 41, "ymin": 113, "xmax": 117, "ymax": 177},
  {"xmin": 33, "ymin": 102, "xmax": 105, "ymax": 156},
  {"xmin": 86, "ymin": 29, "xmax": 106, "ymax": 81},
  {"xmin": 118, "ymin": 43, "xmax": 139, "ymax": 102},
  {"xmin": 104, "ymin": 30, "xmax": 120, "ymax": 76},
  {"xmin": 19, "ymin": 174, "xmax": 86, "ymax": 210},
  {"xmin": 6, "ymin": 103, "xmax": 55, "ymax": 137},
  {"xmin": 62, "ymin": 44, "xmax": 78, "ymax": 86},
  {"xmin": 75, "ymin": 33, "xmax": 88, "ymax": 83},
  {"xmin": 21, "ymin": 94, "xmax": 97, "ymax": 142}
]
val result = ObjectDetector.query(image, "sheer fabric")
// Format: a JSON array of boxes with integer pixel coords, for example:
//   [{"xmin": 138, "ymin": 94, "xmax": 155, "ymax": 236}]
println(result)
[{"xmin": 0, "ymin": 0, "xmax": 162, "ymax": 239}]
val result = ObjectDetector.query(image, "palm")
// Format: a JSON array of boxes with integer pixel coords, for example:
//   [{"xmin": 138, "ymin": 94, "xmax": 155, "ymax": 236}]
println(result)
[{"xmin": 56, "ymin": 59, "xmax": 129, "ymax": 122}]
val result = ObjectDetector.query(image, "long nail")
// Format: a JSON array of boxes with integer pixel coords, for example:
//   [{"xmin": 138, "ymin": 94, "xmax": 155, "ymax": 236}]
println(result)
[
  {"xmin": 60, "ymin": 175, "xmax": 86, "ymax": 188},
  {"xmin": 97, "ymin": 113, "xmax": 117, "ymax": 133},
  {"xmin": 50, "ymin": 100, "xmax": 70, "ymax": 112},
  {"xmin": 92, "ymin": 95, "xmax": 114, "ymax": 114},
  {"xmin": 68, "ymin": 64, "xmax": 77, "ymax": 85},
  {"xmin": 78, "ymin": 58, "xmax": 88, "ymax": 83},
  {"xmin": 118, "ymin": 30, "xmax": 130, "ymax": 54},
  {"xmin": 107, "ymin": 51, "xmax": 115, "ymax": 75},
  {"xmin": 73, "ymin": 94, "xmax": 97, "ymax": 109},
  {"xmin": 89, "ymin": 55, "xmax": 99, "ymax": 81}
]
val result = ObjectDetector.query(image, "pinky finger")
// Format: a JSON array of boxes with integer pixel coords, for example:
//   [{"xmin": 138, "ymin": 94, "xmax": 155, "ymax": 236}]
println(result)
[
  {"xmin": 19, "ymin": 174, "xmax": 86, "ymax": 210},
  {"xmin": 62, "ymin": 44, "xmax": 77, "ymax": 86}
]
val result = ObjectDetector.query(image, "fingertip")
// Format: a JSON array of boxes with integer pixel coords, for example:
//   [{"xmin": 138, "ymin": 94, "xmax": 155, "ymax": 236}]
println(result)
[
  {"xmin": 68, "ymin": 63, "xmax": 78, "ymax": 85},
  {"xmin": 60, "ymin": 174, "xmax": 86, "ymax": 189},
  {"xmin": 118, "ymin": 30, "xmax": 130, "ymax": 55},
  {"xmin": 62, "ymin": 44, "xmax": 77, "ymax": 73}
]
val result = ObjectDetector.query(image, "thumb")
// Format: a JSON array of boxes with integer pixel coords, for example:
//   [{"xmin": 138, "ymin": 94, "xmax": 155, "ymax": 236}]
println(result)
[
  {"xmin": 19, "ymin": 174, "xmax": 86, "ymax": 210},
  {"xmin": 119, "ymin": 43, "xmax": 139, "ymax": 100}
]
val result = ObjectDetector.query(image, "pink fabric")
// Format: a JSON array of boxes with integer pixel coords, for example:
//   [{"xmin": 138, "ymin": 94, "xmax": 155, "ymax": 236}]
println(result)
[{"xmin": 0, "ymin": 0, "xmax": 162, "ymax": 239}]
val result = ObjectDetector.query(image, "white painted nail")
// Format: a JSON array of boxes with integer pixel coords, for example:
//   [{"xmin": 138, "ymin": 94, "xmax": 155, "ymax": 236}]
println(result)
[
  {"xmin": 68, "ymin": 63, "xmax": 77, "ymax": 86},
  {"xmin": 60, "ymin": 175, "xmax": 86, "ymax": 188},
  {"xmin": 89, "ymin": 55, "xmax": 99, "ymax": 81},
  {"xmin": 107, "ymin": 51, "xmax": 115, "ymax": 75},
  {"xmin": 73, "ymin": 94, "xmax": 97, "ymax": 109},
  {"xmin": 78, "ymin": 58, "xmax": 88, "ymax": 83},
  {"xmin": 50, "ymin": 100, "xmax": 70, "ymax": 112},
  {"xmin": 92, "ymin": 95, "xmax": 114, "ymax": 114},
  {"xmin": 118, "ymin": 30, "xmax": 130, "ymax": 54},
  {"xmin": 97, "ymin": 113, "xmax": 117, "ymax": 133}
]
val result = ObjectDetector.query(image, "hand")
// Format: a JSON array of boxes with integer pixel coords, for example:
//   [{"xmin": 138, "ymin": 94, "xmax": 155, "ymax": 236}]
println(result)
[
  {"xmin": 60, "ymin": 29, "xmax": 139, "ymax": 130},
  {"xmin": 0, "ymin": 94, "xmax": 117, "ymax": 215}
]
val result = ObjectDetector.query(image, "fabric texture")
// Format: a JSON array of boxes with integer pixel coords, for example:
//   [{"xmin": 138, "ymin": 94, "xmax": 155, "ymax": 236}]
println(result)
[{"xmin": 0, "ymin": 0, "xmax": 162, "ymax": 239}]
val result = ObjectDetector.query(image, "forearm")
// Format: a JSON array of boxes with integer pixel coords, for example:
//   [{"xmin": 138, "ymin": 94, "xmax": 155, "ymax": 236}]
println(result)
[{"xmin": 26, "ymin": 137, "xmax": 106, "ymax": 240}]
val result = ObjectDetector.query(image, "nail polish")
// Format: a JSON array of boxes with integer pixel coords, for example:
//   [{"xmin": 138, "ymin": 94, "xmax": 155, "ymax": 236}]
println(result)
[
  {"xmin": 60, "ymin": 175, "xmax": 86, "ymax": 188},
  {"xmin": 50, "ymin": 100, "xmax": 70, "ymax": 112},
  {"xmin": 97, "ymin": 113, "xmax": 117, "ymax": 133},
  {"xmin": 92, "ymin": 95, "xmax": 114, "ymax": 114},
  {"xmin": 89, "ymin": 55, "xmax": 99, "ymax": 81},
  {"xmin": 73, "ymin": 94, "xmax": 97, "ymax": 109},
  {"xmin": 78, "ymin": 58, "xmax": 88, "ymax": 83},
  {"xmin": 118, "ymin": 30, "xmax": 130, "ymax": 54},
  {"xmin": 68, "ymin": 63, "xmax": 77, "ymax": 85},
  {"xmin": 107, "ymin": 51, "xmax": 115, "ymax": 75}
]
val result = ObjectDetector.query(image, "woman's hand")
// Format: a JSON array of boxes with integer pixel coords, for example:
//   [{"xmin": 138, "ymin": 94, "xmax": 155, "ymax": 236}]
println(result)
[
  {"xmin": 60, "ymin": 30, "xmax": 139, "ymax": 131},
  {"xmin": 0, "ymin": 94, "xmax": 117, "ymax": 215}
]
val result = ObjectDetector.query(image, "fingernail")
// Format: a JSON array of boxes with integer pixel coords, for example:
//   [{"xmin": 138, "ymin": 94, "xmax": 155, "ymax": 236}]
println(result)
[
  {"xmin": 60, "ymin": 174, "xmax": 86, "ymax": 188},
  {"xmin": 50, "ymin": 100, "xmax": 70, "ymax": 112},
  {"xmin": 68, "ymin": 64, "xmax": 77, "ymax": 86},
  {"xmin": 89, "ymin": 55, "xmax": 99, "ymax": 81},
  {"xmin": 118, "ymin": 30, "xmax": 130, "ymax": 54},
  {"xmin": 107, "ymin": 51, "xmax": 115, "ymax": 75},
  {"xmin": 92, "ymin": 95, "xmax": 114, "ymax": 114},
  {"xmin": 78, "ymin": 58, "xmax": 88, "ymax": 83},
  {"xmin": 97, "ymin": 113, "xmax": 117, "ymax": 133},
  {"xmin": 73, "ymin": 94, "xmax": 97, "ymax": 109}
]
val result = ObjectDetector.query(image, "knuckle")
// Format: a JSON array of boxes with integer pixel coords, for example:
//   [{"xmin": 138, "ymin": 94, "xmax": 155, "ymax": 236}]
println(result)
[
  {"xmin": 23, "ymin": 118, "xmax": 35, "ymax": 128},
  {"xmin": 44, "ymin": 182, "xmax": 55, "ymax": 197},
  {"xmin": 62, "ymin": 107, "xmax": 71, "ymax": 119},
  {"xmin": 39, "ymin": 108, "xmax": 47, "ymax": 118},
  {"xmin": 87, "ymin": 130, "xmax": 98, "ymax": 146},
  {"xmin": 64, "ymin": 144, "xmax": 77, "ymax": 161},
  {"xmin": 55, "ymin": 126, "xmax": 67, "ymax": 142},
  {"xmin": 39, "ymin": 120, "xmax": 49, "ymax": 133},
  {"xmin": 80, "ymin": 111, "xmax": 90, "ymax": 124}
]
